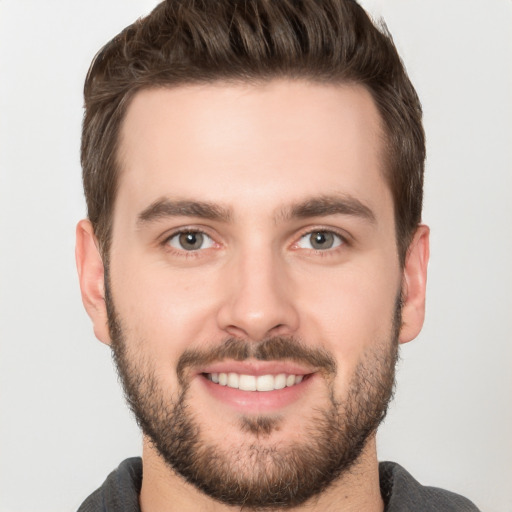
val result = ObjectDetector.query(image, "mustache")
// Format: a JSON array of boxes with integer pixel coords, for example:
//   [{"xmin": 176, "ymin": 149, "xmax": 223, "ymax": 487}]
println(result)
[{"xmin": 176, "ymin": 336, "xmax": 337, "ymax": 385}]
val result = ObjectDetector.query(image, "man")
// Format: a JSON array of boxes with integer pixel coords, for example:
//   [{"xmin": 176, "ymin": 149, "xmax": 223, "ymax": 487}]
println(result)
[{"xmin": 75, "ymin": 0, "xmax": 480, "ymax": 510}]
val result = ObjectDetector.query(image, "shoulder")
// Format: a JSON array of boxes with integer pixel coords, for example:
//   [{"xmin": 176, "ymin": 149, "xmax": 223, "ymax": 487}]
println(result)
[
  {"xmin": 379, "ymin": 461, "xmax": 481, "ymax": 512},
  {"xmin": 77, "ymin": 457, "xmax": 143, "ymax": 512}
]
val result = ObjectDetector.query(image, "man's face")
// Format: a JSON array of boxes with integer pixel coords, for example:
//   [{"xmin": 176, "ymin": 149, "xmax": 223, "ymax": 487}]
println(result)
[{"xmin": 88, "ymin": 81, "xmax": 419, "ymax": 507}]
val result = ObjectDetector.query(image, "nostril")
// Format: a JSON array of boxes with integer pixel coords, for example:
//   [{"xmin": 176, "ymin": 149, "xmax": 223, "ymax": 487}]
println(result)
[{"xmin": 224, "ymin": 324, "xmax": 250, "ymax": 339}]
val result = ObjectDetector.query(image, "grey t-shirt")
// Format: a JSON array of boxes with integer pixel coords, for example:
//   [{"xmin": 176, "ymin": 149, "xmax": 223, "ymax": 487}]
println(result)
[{"xmin": 78, "ymin": 457, "xmax": 480, "ymax": 511}]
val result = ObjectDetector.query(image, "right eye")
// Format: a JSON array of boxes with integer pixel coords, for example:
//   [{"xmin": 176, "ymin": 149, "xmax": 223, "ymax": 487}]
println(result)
[{"xmin": 166, "ymin": 231, "xmax": 215, "ymax": 251}]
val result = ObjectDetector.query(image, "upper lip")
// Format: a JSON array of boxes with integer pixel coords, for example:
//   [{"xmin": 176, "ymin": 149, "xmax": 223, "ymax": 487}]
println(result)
[{"xmin": 198, "ymin": 360, "xmax": 314, "ymax": 377}]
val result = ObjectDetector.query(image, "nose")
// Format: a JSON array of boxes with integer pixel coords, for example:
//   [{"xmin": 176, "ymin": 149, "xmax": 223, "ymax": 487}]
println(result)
[{"xmin": 216, "ymin": 249, "xmax": 300, "ymax": 342}]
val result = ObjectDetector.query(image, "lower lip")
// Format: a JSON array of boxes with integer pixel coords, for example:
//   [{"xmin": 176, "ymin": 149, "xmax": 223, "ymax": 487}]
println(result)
[{"xmin": 198, "ymin": 374, "xmax": 314, "ymax": 413}]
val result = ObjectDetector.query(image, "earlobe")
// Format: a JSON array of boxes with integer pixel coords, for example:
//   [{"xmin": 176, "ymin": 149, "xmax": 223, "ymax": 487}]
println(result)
[
  {"xmin": 75, "ymin": 219, "xmax": 111, "ymax": 345},
  {"xmin": 399, "ymin": 224, "xmax": 430, "ymax": 344}
]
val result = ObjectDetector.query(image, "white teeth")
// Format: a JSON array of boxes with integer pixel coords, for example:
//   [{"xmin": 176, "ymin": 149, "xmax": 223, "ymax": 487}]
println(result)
[
  {"xmin": 274, "ymin": 373, "xmax": 287, "ymax": 390},
  {"xmin": 208, "ymin": 372, "xmax": 305, "ymax": 392},
  {"xmin": 239, "ymin": 374, "xmax": 256, "ymax": 391},
  {"xmin": 256, "ymin": 374, "xmax": 274, "ymax": 392},
  {"xmin": 227, "ymin": 372, "xmax": 239, "ymax": 388}
]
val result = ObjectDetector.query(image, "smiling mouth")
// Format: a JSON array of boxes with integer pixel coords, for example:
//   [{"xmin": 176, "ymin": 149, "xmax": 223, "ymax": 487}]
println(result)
[{"xmin": 204, "ymin": 372, "xmax": 306, "ymax": 392}]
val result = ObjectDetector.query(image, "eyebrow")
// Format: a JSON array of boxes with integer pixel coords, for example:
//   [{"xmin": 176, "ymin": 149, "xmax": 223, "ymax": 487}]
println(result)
[
  {"xmin": 136, "ymin": 194, "xmax": 375, "ymax": 226},
  {"xmin": 137, "ymin": 198, "xmax": 232, "ymax": 225},
  {"xmin": 280, "ymin": 194, "xmax": 376, "ymax": 224}
]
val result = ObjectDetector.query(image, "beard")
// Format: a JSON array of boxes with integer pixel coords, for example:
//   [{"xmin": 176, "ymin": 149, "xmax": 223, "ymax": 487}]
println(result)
[{"xmin": 106, "ymin": 285, "xmax": 401, "ymax": 510}]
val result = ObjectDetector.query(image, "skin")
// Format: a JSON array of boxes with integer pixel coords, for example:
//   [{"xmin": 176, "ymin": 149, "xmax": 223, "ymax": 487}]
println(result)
[{"xmin": 76, "ymin": 80, "xmax": 429, "ymax": 511}]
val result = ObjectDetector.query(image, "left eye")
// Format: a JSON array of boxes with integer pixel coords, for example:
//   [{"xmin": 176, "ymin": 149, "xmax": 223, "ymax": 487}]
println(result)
[
  {"xmin": 296, "ymin": 231, "xmax": 343, "ymax": 250},
  {"xmin": 167, "ymin": 231, "xmax": 215, "ymax": 251}
]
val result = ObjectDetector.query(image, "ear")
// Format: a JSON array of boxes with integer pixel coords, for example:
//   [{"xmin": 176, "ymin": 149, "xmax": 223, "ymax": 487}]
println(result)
[
  {"xmin": 399, "ymin": 224, "xmax": 430, "ymax": 344},
  {"xmin": 75, "ymin": 219, "xmax": 111, "ymax": 345}
]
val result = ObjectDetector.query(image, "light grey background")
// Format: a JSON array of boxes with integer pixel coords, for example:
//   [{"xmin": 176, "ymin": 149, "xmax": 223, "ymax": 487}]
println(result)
[{"xmin": 0, "ymin": 1, "xmax": 510, "ymax": 511}]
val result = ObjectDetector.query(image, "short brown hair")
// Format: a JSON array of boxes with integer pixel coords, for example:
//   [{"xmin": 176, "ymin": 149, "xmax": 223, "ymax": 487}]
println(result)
[{"xmin": 82, "ymin": 0, "xmax": 425, "ymax": 264}]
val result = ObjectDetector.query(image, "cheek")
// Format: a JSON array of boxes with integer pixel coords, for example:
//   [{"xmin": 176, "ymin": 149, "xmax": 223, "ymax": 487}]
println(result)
[
  {"xmin": 295, "ymin": 257, "xmax": 400, "ymax": 368},
  {"xmin": 110, "ymin": 258, "xmax": 223, "ymax": 357}
]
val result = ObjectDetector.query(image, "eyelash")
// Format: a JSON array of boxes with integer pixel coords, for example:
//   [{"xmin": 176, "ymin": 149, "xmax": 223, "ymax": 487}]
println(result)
[{"xmin": 161, "ymin": 226, "xmax": 349, "ymax": 257}]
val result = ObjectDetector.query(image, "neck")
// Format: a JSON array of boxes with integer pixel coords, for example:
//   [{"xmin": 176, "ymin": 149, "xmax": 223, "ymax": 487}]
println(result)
[{"xmin": 139, "ymin": 436, "xmax": 384, "ymax": 512}]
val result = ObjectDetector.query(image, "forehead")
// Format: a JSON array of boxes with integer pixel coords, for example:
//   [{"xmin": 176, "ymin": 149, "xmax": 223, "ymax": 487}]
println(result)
[{"xmin": 115, "ymin": 80, "xmax": 390, "ymax": 222}]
